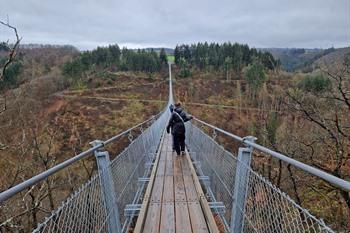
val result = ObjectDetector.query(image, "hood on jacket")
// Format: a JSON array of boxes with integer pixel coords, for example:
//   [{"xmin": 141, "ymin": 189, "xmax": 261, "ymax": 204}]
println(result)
[{"xmin": 174, "ymin": 107, "xmax": 183, "ymax": 114}]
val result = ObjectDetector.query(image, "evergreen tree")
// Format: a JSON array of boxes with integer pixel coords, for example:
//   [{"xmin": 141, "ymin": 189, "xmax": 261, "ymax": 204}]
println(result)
[
  {"xmin": 183, "ymin": 45, "xmax": 191, "ymax": 61},
  {"xmin": 0, "ymin": 42, "xmax": 9, "ymax": 52},
  {"xmin": 0, "ymin": 59, "xmax": 23, "ymax": 90},
  {"xmin": 297, "ymin": 74, "xmax": 331, "ymax": 93},
  {"xmin": 179, "ymin": 58, "xmax": 191, "ymax": 78},
  {"xmin": 259, "ymin": 52, "xmax": 277, "ymax": 70},
  {"xmin": 61, "ymin": 44, "xmax": 162, "ymax": 81},
  {"xmin": 224, "ymin": 57, "xmax": 232, "ymax": 81},
  {"xmin": 244, "ymin": 59, "xmax": 266, "ymax": 99},
  {"xmin": 174, "ymin": 46, "xmax": 180, "ymax": 64},
  {"xmin": 159, "ymin": 48, "xmax": 167, "ymax": 64},
  {"xmin": 108, "ymin": 44, "xmax": 121, "ymax": 64},
  {"xmin": 173, "ymin": 42, "xmax": 277, "ymax": 72}
]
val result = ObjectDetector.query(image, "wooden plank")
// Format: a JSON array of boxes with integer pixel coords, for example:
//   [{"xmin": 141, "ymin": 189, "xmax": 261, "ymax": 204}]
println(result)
[
  {"xmin": 161, "ymin": 135, "xmax": 169, "ymax": 152},
  {"xmin": 164, "ymin": 134, "xmax": 172, "ymax": 150},
  {"xmin": 173, "ymin": 156, "xmax": 182, "ymax": 177},
  {"xmin": 142, "ymin": 203, "xmax": 161, "ymax": 233},
  {"xmin": 181, "ymin": 155, "xmax": 209, "ymax": 232},
  {"xmin": 165, "ymin": 151, "xmax": 174, "ymax": 176},
  {"xmin": 174, "ymin": 157, "xmax": 187, "ymax": 202},
  {"xmin": 175, "ymin": 202, "xmax": 193, "ymax": 233},
  {"xmin": 156, "ymin": 140, "xmax": 168, "ymax": 177},
  {"xmin": 159, "ymin": 202, "xmax": 175, "ymax": 233},
  {"xmin": 141, "ymin": 137, "xmax": 168, "ymax": 232},
  {"xmin": 150, "ymin": 136, "xmax": 168, "ymax": 202},
  {"xmin": 174, "ymin": 156, "xmax": 193, "ymax": 233},
  {"xmin": 150, "ymin": 177, "xmax": 165, "ymax": 203},
  {"xmin": 182, "ymin": 160, "xmax": 199, "ymax": 202},
  {"xmin": 134, "ymin": 130, "xmax": 166, "ymax": 233},
  {"xmin": 185, "ymin": 152, "xmax": 220, "ymax": 233},
  {"xmin": 159, "ymin": 136, "xmax": 175, "ymax": 233},
  {"xmin": 142, "ymin": 135, "xmax": 171, "ymax": 232},
  {"xmin": 162, "ymin": 176, "xmax": 174, "ymax": 202},
  {"xmin": 188, "ymin": 201, "xmax": 210, "ymax": 233},
  {"xmin": 180, "ymin": 155, "xmax": 192, "ymax": 176},
  {"xmin": 156, "ymin": 154, "xmax": 166, "ymax": 177},
  {"xmin": 183, "ymin": 175, "xmax": 199, "ymax": 202}
]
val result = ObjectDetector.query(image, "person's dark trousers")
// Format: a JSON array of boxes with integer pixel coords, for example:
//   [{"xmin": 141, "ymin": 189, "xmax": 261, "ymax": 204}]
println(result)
[
  {"xmin": 173, "ymin": 133, "xmax": 186, "ymax": 155},
  {"xmin": 171, "ymin": 133, "xmax": 175, "ymax": 151},
  {"xmin": 179, "ymin": 134, "xmax": 185, "ymax": 153}
]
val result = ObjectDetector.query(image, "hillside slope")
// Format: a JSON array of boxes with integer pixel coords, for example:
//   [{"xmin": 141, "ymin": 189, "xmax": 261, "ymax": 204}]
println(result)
[
  {"xmin": 261, "ymin": 47, "xmax": 338, "ymax": 71},
  {"xmin": 313, "ymin": 47, "xmax": 350, "ymax": 69}
]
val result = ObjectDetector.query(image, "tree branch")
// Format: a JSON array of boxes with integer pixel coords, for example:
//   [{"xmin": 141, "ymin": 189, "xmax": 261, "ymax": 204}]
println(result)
[{"xmin": 0, "ymin": 18, "xmax": 22, "ymax": 113}]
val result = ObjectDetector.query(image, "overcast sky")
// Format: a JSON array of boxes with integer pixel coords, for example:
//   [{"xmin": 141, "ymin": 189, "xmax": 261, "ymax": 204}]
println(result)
[{"xmin": 0, "ymin": 0, "xmax": 349, "ymax": 50}]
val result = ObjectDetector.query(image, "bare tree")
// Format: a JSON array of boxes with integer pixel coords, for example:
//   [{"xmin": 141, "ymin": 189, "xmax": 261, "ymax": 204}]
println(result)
[
  {"xmin": 0, "ymin": 16, "xmax": 21, "ymax": 113},
  {"xmin": 286, "ymin": 56, "xmax": 350, "ymax": 224}
]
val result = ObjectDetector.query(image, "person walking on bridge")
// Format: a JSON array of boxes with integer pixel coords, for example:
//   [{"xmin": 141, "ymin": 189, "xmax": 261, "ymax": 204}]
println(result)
[
  {"xmin": 166, "ymin": 102, "xmax": 193, "ymax": 156},
  {"xmin": 169, "ymin": 104, "xmax": 175, "ymax": 152}
]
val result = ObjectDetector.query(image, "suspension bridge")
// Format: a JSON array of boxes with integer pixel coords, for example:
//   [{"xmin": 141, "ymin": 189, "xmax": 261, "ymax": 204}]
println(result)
[{"xmin": 1, "ymin": 62, "xmax": 350, "ymax": 233}]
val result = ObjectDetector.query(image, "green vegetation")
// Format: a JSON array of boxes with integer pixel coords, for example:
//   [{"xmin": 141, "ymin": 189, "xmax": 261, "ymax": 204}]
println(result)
[
  {"xmin": 244, "ymin": 60, "xmax": 266, "ymax": 98},
  {"xmin": 0, "ymin": 42, "xmax": 10, "ymax": 52},
  {"xmin": 297, "ymin": 74, "xmax": 332, "ymax": 93},
  {"xmin": 178, "ymin": 58, "xmax": 191, "ymax": 78},
  {"xmin": 159, "ymin": 48, "xmax": 167, "ymax": 64},
  {"xmin": 265, "ymin": 112, "xmax": 280, "ymax": 147},
  {"xmin": 167, "ymin": 55, "xmax": 175, "ymax": 62},
  {"xmin": 174, "ymin": 42, "xmax": 278, "ymax": 73},
  {"xmin": 62, "ymin": 45, "xmax": 162, "ymax": 84},
  {"xmin": 224, "ymin": 57, "xmax": 232, "ymax": 81},
  {"xmin": 0, "ymin": 55, "xmax": 23, "ymax": 90},
  {"xmin": 71, "ymin": 80, "xmax": 88, "ymax": 91},
  {"xmin": 264, "ymin": 47, "xmax": 336, "ymax": 71}
]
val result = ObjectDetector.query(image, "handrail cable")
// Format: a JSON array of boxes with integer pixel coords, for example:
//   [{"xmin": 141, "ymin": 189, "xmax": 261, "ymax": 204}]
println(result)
[
  {"xmin": 193, "ymin": 116, "xmax": 350, "ymax": 192},
  {"xmin": 0, "ymin": 112, "xmax": 162, "ymax": 203}
]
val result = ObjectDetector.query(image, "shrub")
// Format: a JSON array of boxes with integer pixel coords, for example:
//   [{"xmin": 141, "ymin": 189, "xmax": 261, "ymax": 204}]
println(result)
[{"xmin": 297, "ymin": 74, "xmax": 331, "ymax": 93}]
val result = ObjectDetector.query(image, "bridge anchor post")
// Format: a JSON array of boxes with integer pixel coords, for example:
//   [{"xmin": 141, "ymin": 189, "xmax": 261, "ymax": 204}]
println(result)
[
  {"xmin": 90, "ymin": 140, "xmax": 122, "ymax": 233},
  {"xmin": 230, "ymin": 136, "xmax": 256, "ymax": 233}
]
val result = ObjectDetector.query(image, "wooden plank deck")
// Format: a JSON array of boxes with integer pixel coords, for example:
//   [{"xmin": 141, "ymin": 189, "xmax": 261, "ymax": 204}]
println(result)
[{"xmin": 134, "ymin": 133, "xmax": 219, "ymax": 233}]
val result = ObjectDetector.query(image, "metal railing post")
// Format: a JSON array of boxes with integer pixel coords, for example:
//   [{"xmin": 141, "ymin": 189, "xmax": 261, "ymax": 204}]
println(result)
[
  {"xmin": 90, "ymin": 140, "xmax": 122, "ymax": 233},
  {"xmin": 230, "ymin": 136, "xmax": 256, "ymax": 233}
]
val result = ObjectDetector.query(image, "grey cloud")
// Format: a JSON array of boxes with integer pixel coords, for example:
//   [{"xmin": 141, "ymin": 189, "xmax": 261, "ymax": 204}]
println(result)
[{"xmin": 0, "ymin": 0, "xmax": 349, "ymax": 50}]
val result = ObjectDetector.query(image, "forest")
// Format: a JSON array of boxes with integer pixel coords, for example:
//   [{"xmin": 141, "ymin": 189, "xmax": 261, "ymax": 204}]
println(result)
[
  {"xmin": 174, "ymin": 42, "xmax": 278, "ymax": 72},
  {"xmin": 60, "ymin": 42, "xmax": 278, "ymax": 91}
]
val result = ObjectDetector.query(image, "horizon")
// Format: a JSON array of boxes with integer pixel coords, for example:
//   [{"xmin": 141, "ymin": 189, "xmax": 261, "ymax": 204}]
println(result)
[{"xmin": 16, "ymin": 42, "xmax": 348, "ymax": 52}]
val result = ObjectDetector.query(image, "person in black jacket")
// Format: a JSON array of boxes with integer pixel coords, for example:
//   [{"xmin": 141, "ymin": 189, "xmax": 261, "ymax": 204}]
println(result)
[
  {"xmin": 168, "ymin": 104, "xmax": 175, "ymax": 151},
  {"xmin": 166, "ymin": 102, "xmax": 193, "ymax": 155}
]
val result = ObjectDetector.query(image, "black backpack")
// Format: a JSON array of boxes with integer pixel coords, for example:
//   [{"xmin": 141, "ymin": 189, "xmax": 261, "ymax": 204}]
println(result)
[{"xmin": 173, "ymin": 111, "xmax": 185, "ymax": 135}]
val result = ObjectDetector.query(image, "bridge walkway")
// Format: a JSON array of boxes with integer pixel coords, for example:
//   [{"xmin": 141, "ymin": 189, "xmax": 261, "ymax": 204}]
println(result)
[{"xmin": 134, "ymin": 132, "xmax": 220, "ymax": 233}]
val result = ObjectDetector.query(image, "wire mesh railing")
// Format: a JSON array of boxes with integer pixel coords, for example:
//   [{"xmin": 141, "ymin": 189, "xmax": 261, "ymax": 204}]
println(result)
[
  {"xmin": 0, "ymin": 62, "xmax": 173, "ymax": 233},
  {"xmin": 185, "ymin": 121, "xmax": 336, "ymax": 233},
  {"xmin": 32, "ymin": 110, "xmax": 169, "ymax": 233}
]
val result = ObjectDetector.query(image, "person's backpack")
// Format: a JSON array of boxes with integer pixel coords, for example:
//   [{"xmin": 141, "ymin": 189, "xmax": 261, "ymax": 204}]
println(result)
[
  {"xmin": 173, "ymin": 111, "xmax": 185, "ymax": 135},
  {"xmin": 169, "ymin": 104, "xmax": 174, "ymax": 113}
]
